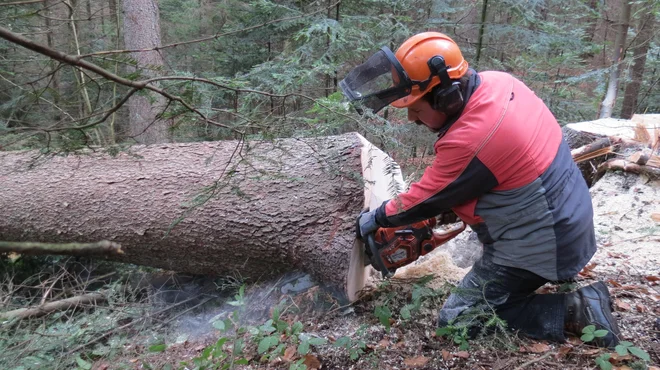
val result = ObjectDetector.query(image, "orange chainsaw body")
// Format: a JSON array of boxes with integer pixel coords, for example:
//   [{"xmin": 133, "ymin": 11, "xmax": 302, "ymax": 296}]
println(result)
[{"xmin": 366, "ymin": 217, "xmax": 465, "ymax": 277}]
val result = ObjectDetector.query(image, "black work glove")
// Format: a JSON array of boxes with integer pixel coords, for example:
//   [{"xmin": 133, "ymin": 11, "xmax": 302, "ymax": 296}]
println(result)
[
  {"xmin": 437, "ymin": 210, "xmax": 460, "ymax": 225},
  {"xmin": 355, "ymin": 209, "xmax": 379, "ymax": 241}
]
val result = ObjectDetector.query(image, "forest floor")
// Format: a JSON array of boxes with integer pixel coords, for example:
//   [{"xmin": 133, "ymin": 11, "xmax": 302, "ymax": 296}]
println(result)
[{"xmin": 1, "ymin": 172, "xmax": 658, "ymax": 370}]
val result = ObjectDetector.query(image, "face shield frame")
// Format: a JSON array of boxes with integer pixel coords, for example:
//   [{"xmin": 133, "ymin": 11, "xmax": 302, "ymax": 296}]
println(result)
[{"xmin": 339, "ymin": 47, "xmax": 438, "ymax": 114}]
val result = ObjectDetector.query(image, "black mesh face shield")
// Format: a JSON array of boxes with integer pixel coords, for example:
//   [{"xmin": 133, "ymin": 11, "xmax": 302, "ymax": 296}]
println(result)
[{"xmin": 339, "ymin": 47, "xmax": 413, "ymax": 114}]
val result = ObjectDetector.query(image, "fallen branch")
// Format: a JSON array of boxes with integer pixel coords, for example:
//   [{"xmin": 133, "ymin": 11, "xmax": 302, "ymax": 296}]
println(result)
[
  {"xmin": 595, "ymin": 158, "xmax": 660, "ymax": 182},
  {"xmin": 571, "ymin": 137, "xmax": 615, "ymax": 163},
  {"xmin": 0, "ymin": 291, "xmax": 106, "ymax": 320},
  {"xmin": 0, "ymin": 240, "xmax": 123, "ymax": 256}
]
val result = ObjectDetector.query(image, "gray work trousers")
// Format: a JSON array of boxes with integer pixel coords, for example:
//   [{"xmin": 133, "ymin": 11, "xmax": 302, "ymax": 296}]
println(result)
[{"xmin": 438, "ymin": 255, "xmax": 567, "ymax": 342}]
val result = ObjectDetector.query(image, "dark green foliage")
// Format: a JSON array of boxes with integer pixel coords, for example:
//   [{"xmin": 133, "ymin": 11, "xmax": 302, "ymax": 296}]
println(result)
[{"xmin": 2, "ymin": 0, "xmax": 657, "ymax": 156}]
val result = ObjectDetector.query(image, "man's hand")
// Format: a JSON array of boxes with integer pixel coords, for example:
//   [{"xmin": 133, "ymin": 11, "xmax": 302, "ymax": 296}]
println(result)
[
  {"xmin": 356, "ymin": 209, "xmax": 379, "ymax": 241},
  {"xmin": 438, "ymin": 210, "xmax": 460, "ymax": 225}
]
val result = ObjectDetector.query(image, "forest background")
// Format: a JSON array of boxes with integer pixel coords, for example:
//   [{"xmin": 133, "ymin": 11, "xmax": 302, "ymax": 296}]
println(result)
[{"xmin": 0, "ymin": 0, "xmax": 658, "ymax": 157}]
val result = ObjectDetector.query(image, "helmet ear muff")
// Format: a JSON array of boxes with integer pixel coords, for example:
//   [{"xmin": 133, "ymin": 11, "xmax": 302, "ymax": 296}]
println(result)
[
  {"xmin": 431, "ymin": 81, "xmax": 464, "ymax": 116},
  {"xmin": 427, "ymin": 55, "xmax": 464, "ymax": 116}
]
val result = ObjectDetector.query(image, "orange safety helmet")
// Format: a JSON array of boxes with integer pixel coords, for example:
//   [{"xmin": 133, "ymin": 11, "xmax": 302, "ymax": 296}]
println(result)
[{"xmin": 391, "ymin": 32, "xmax": 469, "ymax": 108}]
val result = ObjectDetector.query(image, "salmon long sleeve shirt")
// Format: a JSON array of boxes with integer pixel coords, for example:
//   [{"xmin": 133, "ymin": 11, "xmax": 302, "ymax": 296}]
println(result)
[{"xmin": 375, "ymin": 71, "xmax": 596, "ymax": 281}]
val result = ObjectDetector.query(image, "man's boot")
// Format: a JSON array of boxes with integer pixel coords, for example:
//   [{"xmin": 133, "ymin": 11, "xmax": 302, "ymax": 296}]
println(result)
[{"xmin": 564, "ymin": 281, "xmax": 621, "ymax": 348}]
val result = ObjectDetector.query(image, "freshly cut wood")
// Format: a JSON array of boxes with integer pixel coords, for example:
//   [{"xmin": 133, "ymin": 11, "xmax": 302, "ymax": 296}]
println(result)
[
  {"xmin": 0, "ymin": 134, "xmax": 380, "ymax": 298},
  {"xmin": 566, "ymin": 114, "xmax": 659, "ymax": 145},
  {"xmin": 0, "ymin": 292, "xmax": 106, "ymax": 320},
  {"xmin": 0, "ymin": 240, "xmax": 123, "ymax": 256}
]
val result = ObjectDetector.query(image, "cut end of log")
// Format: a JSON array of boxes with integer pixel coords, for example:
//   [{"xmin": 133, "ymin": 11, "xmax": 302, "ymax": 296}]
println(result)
[{"xmin": 346, "ymin": 240, "xmax": 368, "ymax": 302}]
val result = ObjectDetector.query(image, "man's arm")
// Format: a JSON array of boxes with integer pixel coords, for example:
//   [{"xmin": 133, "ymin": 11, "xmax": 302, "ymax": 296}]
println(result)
[{"xmin": 374, "ymin": 142, "xmax": 499, "ymax": 228}]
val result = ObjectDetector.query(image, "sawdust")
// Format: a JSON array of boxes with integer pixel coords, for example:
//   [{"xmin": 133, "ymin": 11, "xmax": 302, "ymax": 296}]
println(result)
[
  {"xmin": 589, "ymin": 171, "xmax": 660, "ymax": 277},
  {"xmin": 393, "ymin": 250, "xmax": 468, "ymax": 289}
]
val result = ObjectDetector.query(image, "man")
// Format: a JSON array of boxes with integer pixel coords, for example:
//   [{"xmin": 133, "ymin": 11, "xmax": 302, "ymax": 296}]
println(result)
[{"xmin": 340, "ymin": 32, "xmax": 621, "ymax": 347}]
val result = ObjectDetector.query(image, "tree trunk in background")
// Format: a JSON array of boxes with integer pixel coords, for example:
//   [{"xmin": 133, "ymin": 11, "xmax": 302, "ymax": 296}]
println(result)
[
  {"xmin": 583, "ymin": 0, "xmax": 599, "ymax": 43},
  {"xmin": 474, "ymin": 0, "xmax": 488, "ymax": 66},
  {"xmin": 620, "ymin": 4, "xmax": 656, "ymax": 119},
  {"xmin": 122, "ymin": 0, "xmax": 170, "ymax": 144},
  {"xmin": 0, "ymin": 134, "xmax": 378, "ymax": 297},
  {"xmin": 599, "ymin": 0, "xmax": 631, "ymax": 119}
]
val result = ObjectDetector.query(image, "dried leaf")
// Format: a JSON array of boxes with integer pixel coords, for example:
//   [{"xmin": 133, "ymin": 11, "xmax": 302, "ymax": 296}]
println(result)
[
  {"xmin": 613, "ymin": 366, "xmax": 633, "ymax": 370},
  {"xmin": 614, "ymin": 299, "xmax": 631, "ymax": 311},
  {"xmin": 650, "ymin": 294, "xmax": 660, "ymax": 302},
  {"xmin": 648, "ymin": 366, "xmax": 660, "ymax": 370},
  {"xmin": 652, "ymin": 213, "xmax": 660, "ymax": 223},
  {"xmin": 528, "ymin": 342, "xmax": 551, "ymax": 353},
  {"xmin": 441, "ymin": 349, "xmax": 452, "ymax": 361},
  {"xmin": 555, "ymin": 346, "xmax": 572, "ymax": 359},
  {"xmin": 377, "ymin": 339, "xmax": 390, "ymax": 349},
  {"xmin": 403, "ymin": 356, "xmax": 430, "ymax": 367},
  {"xmin": 609, "ymin": 353, "xmax": 632, "ymax": 364},
  {"xmin": 283, "ymin": 346, "xmax": 296, "ymax": 362},
  {"xmin": 607, "ymin": 252, "xmax": 628, "ymax": 259},
  {"xmin": 582, "ymin": 262, "xmax": 598, "ymax": 272},
  {"xmin": 582, "ymin": 348, "xmax": 601, "ymax": 356},
  {"xmin": 303, "ymin": 354, "xmax": 322, "ymax": 370},
  {"xmin": 644, "ymin": 276, "xmax": 660, "ymax": 282},
  {"xmin": 567, "ymin": 337, "xmax": 583, "ymax": 346},
  {"xmin": 454, "ymin": 351, "xmax": 470, "ymax": 359},
  {"xmin": 608, "ymin": 280, "xmax": 622, "ymax": 287}
]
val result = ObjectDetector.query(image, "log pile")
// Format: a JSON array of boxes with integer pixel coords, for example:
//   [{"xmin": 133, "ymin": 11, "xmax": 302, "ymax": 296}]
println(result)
[{"xmin": 567, "ymin": 114, "xmax": 660, "ymax": 182}]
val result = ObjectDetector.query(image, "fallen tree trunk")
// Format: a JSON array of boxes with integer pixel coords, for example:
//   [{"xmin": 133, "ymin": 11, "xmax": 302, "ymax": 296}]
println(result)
[
  {"xmin": 0, "ymin": 292, "xmax": 106, "ymax": 320},
  {"xmin": 0, "ymin": 133, "xmax": 397, "ymax": 300}
]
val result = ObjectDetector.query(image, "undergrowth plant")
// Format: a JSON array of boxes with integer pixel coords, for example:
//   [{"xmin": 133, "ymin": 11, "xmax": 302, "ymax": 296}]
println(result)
[
  {"xmin": 581, "ymin": 326, "xmax": 651, "ymax": 370},
  {"xmin": 181, "ymin": 286, "xmax": 328, "ymax": 370}
]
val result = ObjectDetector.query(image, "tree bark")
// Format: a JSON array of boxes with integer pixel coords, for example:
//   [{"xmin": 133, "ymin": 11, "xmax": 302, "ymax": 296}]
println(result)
[
  {"xmin": 599, "ymin": 0, "xmax": 632, "ymax": 119},
  {"xmin": 620, "ymin": 3, "xmax": 656, "ymax": 119},
  {"xmin": 122, "ymin": 0, "xmax": 170, "ymax": 144},
  {"xmin": 0, "ymin": 133, "xmax": 383, "ymax": 297}
]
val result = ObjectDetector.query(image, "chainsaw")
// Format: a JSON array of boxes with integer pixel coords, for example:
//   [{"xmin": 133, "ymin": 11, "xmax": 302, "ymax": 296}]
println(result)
[{"xmin": 363, "ymin": 217, "xmax": 466, "ymax": 278}]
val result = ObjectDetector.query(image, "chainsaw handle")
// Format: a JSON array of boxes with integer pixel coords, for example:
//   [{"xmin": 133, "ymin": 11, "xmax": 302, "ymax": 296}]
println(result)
[{"xmin": 431, "ymin": 222, "xmax": 466, "ymax": 245}]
